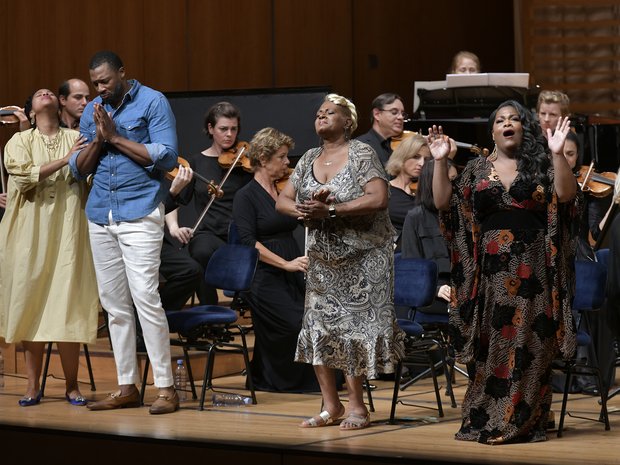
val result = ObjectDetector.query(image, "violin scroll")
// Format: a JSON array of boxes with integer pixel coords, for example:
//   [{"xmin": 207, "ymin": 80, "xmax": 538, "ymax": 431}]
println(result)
[{"xmin": 0, "ymin": 105, "xmax": 23, "ymax": 126}]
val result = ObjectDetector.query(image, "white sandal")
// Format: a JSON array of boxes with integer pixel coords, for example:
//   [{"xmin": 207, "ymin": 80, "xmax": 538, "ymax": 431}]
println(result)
[{"xmin": 300, "ymin": 406, "xmax": 344, "ymax": 428}]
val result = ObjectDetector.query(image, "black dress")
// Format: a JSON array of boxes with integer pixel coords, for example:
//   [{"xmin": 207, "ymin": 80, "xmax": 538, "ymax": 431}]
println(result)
[{"xmin": 232, "ymin": 179, "xmax": 319, "ymax": 392}]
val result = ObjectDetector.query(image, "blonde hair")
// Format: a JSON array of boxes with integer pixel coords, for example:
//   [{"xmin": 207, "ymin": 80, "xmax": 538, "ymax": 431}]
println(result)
[
  {"xmin": 324, "ymin": 93, "xmax": 358, "ymax": 135},
  {"xmin": 248, "ymin": 127, "xmax": 294, "ymax": 169},
  {"xmin": 537, "ymin": 90, "xmax": 570, "ymax": 116},
  {"xmin": 385, "ymin": 133, "xmax": 427, "ymax": 176},
  {"xmin": 451, "ymin": 51, "xmax": 481, "ymax": 73}
]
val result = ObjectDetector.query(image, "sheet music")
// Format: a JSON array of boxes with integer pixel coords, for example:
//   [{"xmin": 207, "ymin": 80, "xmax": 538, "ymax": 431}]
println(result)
[{"xmin": 445, "ymin": 73, "xmax": 530, "ymax": 89}]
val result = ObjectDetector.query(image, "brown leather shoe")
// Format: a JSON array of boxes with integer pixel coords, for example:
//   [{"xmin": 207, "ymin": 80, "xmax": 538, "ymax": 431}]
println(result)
[
  {"xmin": 87, "ymin": 389, "xmax": 141, "ymax": 411},
  {"xmin": 149, "ymin": 390, "xmax": 179, "ymax": 415}
]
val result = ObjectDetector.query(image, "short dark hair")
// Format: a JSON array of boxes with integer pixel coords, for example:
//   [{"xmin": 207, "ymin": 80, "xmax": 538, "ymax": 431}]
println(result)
[
  {"xmin": 370, "ymin": 93, "xmax": 403, "ymax": 123},
  {"xmin": 89, "ymin": 51, "xmax": 124, "ymax": 71},
  {"xmin": 204, "ymin": 102, "xmax": 241, "ymax": 138},
  {"xmin": 58, "ymin": 80, "xmax": 71, "ymax": 99}
]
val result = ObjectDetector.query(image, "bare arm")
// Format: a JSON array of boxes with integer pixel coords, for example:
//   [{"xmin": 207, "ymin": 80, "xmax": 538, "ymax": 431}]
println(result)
[
  {"xmin": 547, "ymin": 117, "xmax": 577, "ymax": 203},
  {"xmin": 254, "ymin": 240, "xmax": 308, "ymax": 272},
  {"xmin": 275, "ymin": 181, "xmax": 302, "ymax": 218},
  {"xmin": 40, "ymin": 135, "xmax": 88, "ymax": 181},
  {"xmin": 428, "ymin": 126, "xmax": 453, "ymax": 210},
  {"xmin": 295, "ymin": 177, "xmax": 388, "ymax": 220}
]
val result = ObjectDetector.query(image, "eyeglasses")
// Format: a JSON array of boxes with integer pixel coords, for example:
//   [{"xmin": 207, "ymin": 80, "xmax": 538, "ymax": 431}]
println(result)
[{"xmin": 379, "ymin": 108, "xmax": 408, "ymax": 119}]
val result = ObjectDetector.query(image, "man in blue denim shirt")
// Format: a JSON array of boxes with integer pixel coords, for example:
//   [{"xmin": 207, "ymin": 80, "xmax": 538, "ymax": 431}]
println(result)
[{"xmin": 69, "ymin": 51, "xmax": 180, "ymax": 414}]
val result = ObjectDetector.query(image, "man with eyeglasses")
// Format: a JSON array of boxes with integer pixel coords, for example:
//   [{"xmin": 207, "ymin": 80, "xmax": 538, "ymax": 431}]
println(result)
[{"xmin": 356, "ymin": 93, "xmax": 407, "ymax": 166}]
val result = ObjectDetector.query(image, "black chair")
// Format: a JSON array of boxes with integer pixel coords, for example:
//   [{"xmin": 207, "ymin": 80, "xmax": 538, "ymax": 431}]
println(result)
[
  {"xmin": 40, "ymin": 343, "xmax": 96, "ymax": 397},
  {"xmin": 390, "ymin": 254, "xmax": 453, "ymax": 423},
  {"xmin": 141, "ymin": 244, "xmax": 259, "ymax": 410},
  {"xmin": 554, "ymin": 259, "xmax": 611, "ymax": 437}
]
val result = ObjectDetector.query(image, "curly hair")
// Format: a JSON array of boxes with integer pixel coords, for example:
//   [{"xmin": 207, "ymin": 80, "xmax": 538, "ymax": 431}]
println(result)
[
  {"xmin": 488, "ymin": 100, "xmax": 549, "ymax": 186},
  {"xmin": 248, "ymin": 127, "xmax": 294, "ymax": 169}
]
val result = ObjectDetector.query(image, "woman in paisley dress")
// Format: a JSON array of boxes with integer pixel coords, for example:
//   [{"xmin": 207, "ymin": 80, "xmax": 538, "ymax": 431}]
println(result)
[
  {"xmin": 431, "ymin": 100, "xmax": 580, "ymax": 444},
  {"xmin": 276, "ymin": 94, "xmax": 404, "ymax": 430}
]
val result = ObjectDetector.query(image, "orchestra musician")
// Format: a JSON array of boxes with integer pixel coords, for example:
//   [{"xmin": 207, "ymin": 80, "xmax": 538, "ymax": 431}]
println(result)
[
  {"xmin": 385, "ymin": 133, "xmax": 430, "ymax": 248},
  {"xmin": 356, "ymin": 93, "xmax": 407, "ymax": 166},
  {"xmin": 232, "ymin": 127, "xmax": 319, "ymax": 393},
  {"xmin": 450, "ymin": 50, "xmax": 481, "ymax": 74},
  {"xmin": 167, "ymin": 101, "xmax": 252, "ymax": 305},
  {"xmin": 536, "ymin": 90, "xmax": 570, "ymax": 137}
]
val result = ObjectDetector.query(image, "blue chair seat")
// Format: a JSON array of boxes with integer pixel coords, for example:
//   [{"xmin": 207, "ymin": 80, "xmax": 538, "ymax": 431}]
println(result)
[
  {"xmin": 397, "ymin": 319, "xmax": 425, "ymax": 337},
  {"xmin": 413, "ymin": 311, "xmax": 449, "ymax": 325},
  {"xmin": 576, "ymin": 329, "xmax": 591, "ymax": 347},
  {"xmin": 166, "ymin": 306, "xmax": 238, "ymax": 334}
]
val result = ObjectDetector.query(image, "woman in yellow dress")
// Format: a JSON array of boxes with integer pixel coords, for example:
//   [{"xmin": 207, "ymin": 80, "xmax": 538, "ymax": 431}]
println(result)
[{"xmin": 0, "ymin": 89, "xmax": 98, "ymax": 406}]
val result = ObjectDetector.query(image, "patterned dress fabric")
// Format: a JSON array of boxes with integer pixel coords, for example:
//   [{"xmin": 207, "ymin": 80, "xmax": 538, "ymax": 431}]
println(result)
[
  {"xmin": 442, "ymin": 156, "xmax": 579, "ymax": 444},
  {"xmin": 290, "ymin": 140, "xmax": 404, "ymax": 379}
]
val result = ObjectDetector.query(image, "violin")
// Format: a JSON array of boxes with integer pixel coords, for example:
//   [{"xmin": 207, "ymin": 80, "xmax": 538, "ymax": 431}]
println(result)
[
  {"xmin": 0, "ymin": 105, "xmax": 22, "ymax": 126},
  {"xmin": 275, "ymin": 167, "xmax": 293, "ymax": 193},
  {"xmin": 217, "ymin": 141, "xmax": 252, "ymax": 172},
  {"xmin": 166, "ymin": 156, "xmax": 222, "ymax": 198},
  {"xmin": 390, "ymin": 130, "xmax": 416, "ymax": 151},
  {"xmin": 577, "ymin": 162, "xmax": 616, "ymax": 198}
]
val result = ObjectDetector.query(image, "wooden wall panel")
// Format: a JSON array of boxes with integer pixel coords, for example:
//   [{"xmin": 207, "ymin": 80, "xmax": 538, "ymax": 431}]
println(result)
[
  {"xmin": 143, "ymin": 0, "xmax": 189, "ymax": 92},
  {"xmin": 352, "ymin": 0, "xmax": 515, "ymax": 133},
  {"xmin": 273, "ymin": 0, "xmax": 353, "ymax": 99},
  {"xmin": 186, "ymin": 0, "xmax": 273, "ymax": 91}
]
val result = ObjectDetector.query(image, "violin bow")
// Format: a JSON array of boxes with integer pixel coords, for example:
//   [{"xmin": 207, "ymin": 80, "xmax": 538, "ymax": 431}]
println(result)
[{"xmin": 188, "ymin": 145, "xmax": 248, "ymax": 235}]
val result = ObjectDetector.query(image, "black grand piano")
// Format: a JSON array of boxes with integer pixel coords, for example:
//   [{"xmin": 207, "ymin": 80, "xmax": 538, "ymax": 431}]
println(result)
[{"xmin": 407, "ymin": 83, "xmax": 620, "ymax": 175}]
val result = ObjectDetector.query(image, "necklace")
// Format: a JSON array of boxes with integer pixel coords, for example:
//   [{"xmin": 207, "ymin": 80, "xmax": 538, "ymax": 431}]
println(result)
[
  {"xmin": 321, "ymin": 142, "xmax": 348, "ymax": 166},
  {"xmin": 41, "ymin": 131, "xmax": 61, "ymax": 156}
]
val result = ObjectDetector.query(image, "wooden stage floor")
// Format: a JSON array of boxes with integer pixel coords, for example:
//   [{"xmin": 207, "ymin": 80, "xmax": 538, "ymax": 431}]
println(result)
[{"xmin": 1, "ymin": 370, "xmax": 620, "ymax": 465}]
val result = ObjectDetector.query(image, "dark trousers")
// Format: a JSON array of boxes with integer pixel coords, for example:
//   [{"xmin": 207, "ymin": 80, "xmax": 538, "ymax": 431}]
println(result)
[
  {"xmin": 159, "ymin": 237, "xmax": 203, "ymax": 310},
  {"xmin": 188, "ymin": 232, "xmax": 226, "ymax": 305}
]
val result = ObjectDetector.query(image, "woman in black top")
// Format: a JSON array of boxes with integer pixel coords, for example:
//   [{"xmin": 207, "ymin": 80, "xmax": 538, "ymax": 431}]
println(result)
[
  {"xmin": 385, "ymin": 133, "xmax": 430, "ymax": 247},
  {"xmin": 401, "ymin": 159, "xmax": 457, "ymax": 313},
  {"xmin": 232, "ymin": 127, "xmax": 319, "ymax": 392}
]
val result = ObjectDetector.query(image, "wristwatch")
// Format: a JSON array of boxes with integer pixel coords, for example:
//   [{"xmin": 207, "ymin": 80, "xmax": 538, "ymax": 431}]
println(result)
[{"xmin": 328, "ymin": 204, "xmax": 337, "ymax": 218}]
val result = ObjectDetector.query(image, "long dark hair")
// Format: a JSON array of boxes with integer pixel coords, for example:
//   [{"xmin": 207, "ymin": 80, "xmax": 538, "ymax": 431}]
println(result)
[
  {"xmin": 488, "ymin": 100, "xmax": 549, "ymax": 186},
  {"xmin": 415, "ymin": 158, "xmax": 454, "ymax": 213}
]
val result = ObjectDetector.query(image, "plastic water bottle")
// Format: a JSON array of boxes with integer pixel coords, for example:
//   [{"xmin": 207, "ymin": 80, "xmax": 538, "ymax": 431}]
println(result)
[
  {"xmin": 174, "ymin": 359, "xmax": 188, "ymax": 402},
  {"xmin": 0, "ymin": 351, "xmax": 4, "ymax": 388},
  {"xmin": 212, "ymin": 392, "xmax": 252, "ymax": 407}
]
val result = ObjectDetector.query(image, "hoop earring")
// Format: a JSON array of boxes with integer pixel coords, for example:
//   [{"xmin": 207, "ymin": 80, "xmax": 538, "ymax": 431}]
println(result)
[{"xmin": 488, "ymin": 144, "xmax": 498, "ymax": 161}]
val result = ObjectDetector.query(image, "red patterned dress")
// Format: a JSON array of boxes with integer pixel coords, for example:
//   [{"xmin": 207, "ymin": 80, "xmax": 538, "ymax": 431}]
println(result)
[{"xmin": 442, "ymin": 156, "xmax": 580, "ymax": 444}]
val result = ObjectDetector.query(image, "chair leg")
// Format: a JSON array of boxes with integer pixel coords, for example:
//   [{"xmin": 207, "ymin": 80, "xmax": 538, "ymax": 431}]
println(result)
[
  {"xmin": 389, "ymin": 361, "xmax": 404, "ymax": 424},
  {"xmin": 140, "ymin": 358, "xmax": 150, "ymax": 406},
  {"xmin": 427, "ymin": 350, "xmax": 444, "ymax": 418},
  {"xmin": 83, "ymin": 344, "xmax": 96, "ymax": 392},
  {"xmin": 238, "ymin": 326, "xmax": 257, "ymax": 405},
  {"xmin": 182, "ymin": 348, "xmax": 197, "ymax": 400},
  {"xmin": 439, "ymin": 345, "xmax": 457, "ymax": 408},
  {"xmin": 199, "ymin": 345, "xmax": 217, "ymax": 411},
  {"xmin": 364, "ymin": 377, "xmax": 375, "ymax": 413},
  {"xmin": 595, "ymin": 366, "xmax": 611, "ymax": 430},
  {"xmin": 557, "ymin": 362, "xmax": 573, "ymax": 438},
  {"xmin": 40, "ymin": 343, "xmax": 54, "ymax": 398}
]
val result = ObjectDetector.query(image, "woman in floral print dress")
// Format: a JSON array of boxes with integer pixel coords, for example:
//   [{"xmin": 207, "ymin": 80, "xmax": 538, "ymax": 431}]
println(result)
[{"xmin": 430, "ymin": 100, "xmax": 581, "ymax": 444}]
